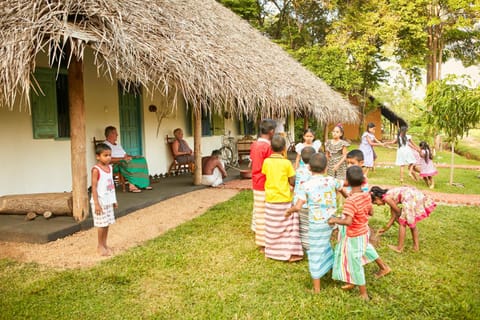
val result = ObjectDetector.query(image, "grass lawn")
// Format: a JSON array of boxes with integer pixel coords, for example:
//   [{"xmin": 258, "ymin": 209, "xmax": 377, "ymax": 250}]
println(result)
[{"xmin": 1, "ymin": 191, "xmax": 480, "ymax": 319}]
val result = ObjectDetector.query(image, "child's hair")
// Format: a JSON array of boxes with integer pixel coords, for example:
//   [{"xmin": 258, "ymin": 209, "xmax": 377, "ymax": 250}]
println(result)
[
  {"xmin": 419, "ymin": 141, "xmax": 433, "ymax": 162},
  {"xmin": 301, "ymin": 146, "xmax": 316, "ymax": 164},
  {"xmin": 366, "ymin": 122, "xmax": 376, "ymax": 132},
  {"xmin": 302, "ymin": 128, "xmax": 316, "ymax": 142},
  {"xmin": 335, "ymin": 123, "xmax": 345, "ymax": 140},
  {"xmin": 370, "ymin": 186, "xmax": 389, "ymax": 202},
  {"xmin": 309, "ymin": 152, "xmax": 328, "ymax": 173},
  {"xmin": 211, "ymin": 149, "xmax": 222, "ymax": 157},
  {"xmin": 104, "ymin": 126, "xmax": 116, "ymax": 138},
  {"xmin": 346, "ymin": 149, "xmax": 364, "ymax": 162},
  {"xmin": 397, "ymin": 126, "xmax": 408, "ymax": 147},
  {"xmin": 346, "ymin": 166, "xmax": 364, "ymax": 187},
  {"xmin": 260, "ymin": 119, "xmax": 277, "ymax": 135},
  {"xmin": 95, "ymin": 143, "xmax": 112, "ymax": 155},
  {"xmin": 271, "ymin": 134, "xmax": 286, "ymax": 152}
]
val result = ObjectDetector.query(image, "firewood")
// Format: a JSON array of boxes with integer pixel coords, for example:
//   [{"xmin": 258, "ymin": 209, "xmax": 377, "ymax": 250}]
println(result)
[{"xmin": 25, "ymin": 212, "xmax": 37, "ymax": 221}]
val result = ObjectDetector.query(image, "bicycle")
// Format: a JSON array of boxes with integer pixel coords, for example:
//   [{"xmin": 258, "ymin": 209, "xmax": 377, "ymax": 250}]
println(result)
[{"xmin": 219, "ymin": 130, "xmax": 238, "ymax": 166}]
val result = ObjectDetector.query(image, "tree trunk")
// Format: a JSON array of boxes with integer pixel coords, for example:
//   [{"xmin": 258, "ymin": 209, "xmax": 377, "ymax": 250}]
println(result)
[
  {"xmin": 449, "ymin": 142, "xmax": 455, "ymax": 185},
  {"xmin": 69, "ymin": 57, "xmax": 89, "ymax": 221},
  {"xmin": 0, "ymin": 193, "xmax": 73, "ymax": 215},
  {"xmin": 193, "ymin": 107, "xmax": 202, "ymax": 185}
]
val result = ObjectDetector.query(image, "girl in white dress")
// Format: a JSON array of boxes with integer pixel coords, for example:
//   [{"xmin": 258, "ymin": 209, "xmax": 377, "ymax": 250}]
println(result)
[
  {"xmin": 386, "ymin": 126, "xmax": 417, "ymax": 183},
  {"xmin": 294, "ymin": 128, "xmax": 322, "ymax": 169}
]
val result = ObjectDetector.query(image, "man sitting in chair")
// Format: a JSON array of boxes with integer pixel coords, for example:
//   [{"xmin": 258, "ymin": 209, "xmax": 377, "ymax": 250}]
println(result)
[
  {"xmin": 172, "ymin": 128, "xmax": 195, "ymax": 165},
  {"xmin": 201, "ymin": 150, "xmax": 227, "ymax": 187},
  {"xmin": 103, "ymin": 126, "xmax": 153, "ymax": 193}
]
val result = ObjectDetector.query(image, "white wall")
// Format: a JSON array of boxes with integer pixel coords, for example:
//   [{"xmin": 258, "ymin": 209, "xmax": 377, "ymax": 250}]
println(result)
[{"xmin": 0, "ymin": 49, "xmax": 248, "ymax": 195}]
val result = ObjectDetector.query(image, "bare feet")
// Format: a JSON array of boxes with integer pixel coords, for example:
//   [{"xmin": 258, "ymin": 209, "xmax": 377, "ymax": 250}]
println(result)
[
  {"xmin": 341, "ymin": 284, "xmax": 355, "ymax": 291},
  {"xmin": 388, "ymin": 245, "xmax": 403, "ymax": 253},
  {"xmin": 374, "ymin": 266, "xmax": 392, "ymax": 279},
  {"xmin": 408, "ymin": 172, "xmax": 418, "ymax": 181},
  {"xmin": 97, "ymin": 246, "xmax": 111, "ymax": 256},
  {"xmin": 360, "ymin": 294, "xmax": 370, "ymax": 301},
  {"xmin": 258, "ymin": 246, "xmax": 265, "ymax": 254},
  {"xmin": 288, "ymin": 255, "xmax": 303, "ymax": 262}
]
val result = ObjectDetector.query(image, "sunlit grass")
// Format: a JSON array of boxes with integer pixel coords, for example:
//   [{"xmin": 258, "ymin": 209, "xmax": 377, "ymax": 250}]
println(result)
[{"xmin": 1, "ymin": 191, "xmax": 479, "ymax": 319}]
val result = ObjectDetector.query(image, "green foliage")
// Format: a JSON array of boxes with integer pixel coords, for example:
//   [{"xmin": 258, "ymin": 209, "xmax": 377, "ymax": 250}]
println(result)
[{"xmin": 425, "ymin": 75, "xmax": 480, "ymax": 144}]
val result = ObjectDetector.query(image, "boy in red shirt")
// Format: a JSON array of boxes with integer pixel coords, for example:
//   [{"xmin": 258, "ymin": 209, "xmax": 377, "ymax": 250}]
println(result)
[{"xmin": 250, "ymin": 119, "xmax": 276, "ymax": 253}]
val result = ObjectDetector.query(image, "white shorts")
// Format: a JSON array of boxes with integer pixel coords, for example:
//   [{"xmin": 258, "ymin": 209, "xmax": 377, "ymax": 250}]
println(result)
[{"xmin": 91, "ymin": 203, "xmax": 116, "ymax": 227}]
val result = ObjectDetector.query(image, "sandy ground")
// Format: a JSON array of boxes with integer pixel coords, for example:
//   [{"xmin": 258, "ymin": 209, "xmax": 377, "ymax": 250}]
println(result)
[{"xmin": 0, "ymin": 188, "xmax": 240, "ymax": 270}]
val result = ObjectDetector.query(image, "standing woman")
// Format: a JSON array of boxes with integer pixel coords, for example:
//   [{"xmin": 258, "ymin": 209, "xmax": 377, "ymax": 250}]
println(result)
[
  {"xmin": 359, "ymin": 123, "xmax": 384, "ymax": 177},
  {"xmin": 325, "ymin": 124, "xmax": 350, "ymax": 180}
]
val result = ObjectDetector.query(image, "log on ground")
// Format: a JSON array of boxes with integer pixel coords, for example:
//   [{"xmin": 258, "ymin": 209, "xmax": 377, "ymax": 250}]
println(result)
[{"xmin": 0, "ymin": 193, "xmax": 73, "ymax": 215}]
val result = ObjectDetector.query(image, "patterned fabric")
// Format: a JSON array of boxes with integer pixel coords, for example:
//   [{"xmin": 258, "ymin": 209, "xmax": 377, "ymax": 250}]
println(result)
[
  {"xmin": 250, "ymin": 138, "xmax": 272, "ymax": 191},
  {"xmin": 265, "ymin": 202, "xmax": 303, "ymax": 261},
  {"xmin": 308, "ymin": 222, "xmax": 335, "ymax": 279},
  {"xmin": 299, "ymin": 208, "xmax": 310, "ymax": 251},
  {"xmin": 253, "ymin": 190, "xmax": 266, "ymax": 247},
  {"xmin": 91, "ymin": 203, "xmax": 116, "ymax": 228},
  {"xmin": 419, "ymin": 150, "xmax": 438, "ymax": 177},
  {"xmin": 359, "ymin": 132, "xmax": 375, "ymax": 168},
  {"xmin": 90, "ymin": 164, "xmax": 117, "ymax": 228},
  {"xmin": 262, "ymin": 154, "xmax": 295, "ymax": 203},
  {"xmin": 386, "ymin": 187, "xmax": 436, "ymax": 227},
  {"xmin": 175, "ymin": 139, "xmax": 194, "ymax": 164},
  {"xmin": 325, "ymin": 139, "xmax": 350, "ymax": 180},
  {"xmin": 332, "ymin": 233, "xmax": 369, "ymax": 285},
  {"xmin": 117, "ymin": 157, "xmax": 151, "ymax": 188},
  {"xmin": 293, "ymin": 165, "xmax": 312, "ymax": 208},
  {"xmin": 343, "ymin": 192, "xmax": 371, "ymax": 237},
  {"xmin": 295, "ymin": 140, "xmax": 322, "ymax": 167}
]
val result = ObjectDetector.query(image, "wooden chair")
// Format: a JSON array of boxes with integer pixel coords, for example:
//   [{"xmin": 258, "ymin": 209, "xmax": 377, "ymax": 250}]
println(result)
[
  {"xmin": 237, "ymin": 135, "xmax": 255, "ymax": 164},
  {"xmin": 93, "ymin": 137, "xmax": 127, "ymax": 192},
  {"xmin": 166, "ymin": 135, "xmax": 195, "ymax": 175}
]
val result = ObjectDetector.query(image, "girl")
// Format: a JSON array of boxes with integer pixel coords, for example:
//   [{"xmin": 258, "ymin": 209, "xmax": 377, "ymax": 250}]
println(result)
[
  {"xmin": 387, "ymin": 126, "xmax": 418, "ymax": 183},
  {"xmin": 294, "ymin": 128, "xmax": 322, "ymax": 169},
  {"xmin": 359, "ymin": 123, "xmax": 384, "ymax": 177},
  {"xmin": 370, "ymin": 186, "xmax": 436, "ymax": 253},
  {"xmin": 418, "ymin": 141, "xmax": 438, "ymax": 189},
  {"xmin": 325, "ymin": 124, "xmax": 350, "ymax": 180}
]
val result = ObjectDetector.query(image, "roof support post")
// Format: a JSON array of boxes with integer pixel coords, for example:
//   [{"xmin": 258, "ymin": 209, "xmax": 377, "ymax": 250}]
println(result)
[
  {"xmin": 193, "ymin": 106, "xmax": 202, "ymax": 185},
  {"xmin": 68, "ymin": 56, "xmax": 89, "ymax": 221}
]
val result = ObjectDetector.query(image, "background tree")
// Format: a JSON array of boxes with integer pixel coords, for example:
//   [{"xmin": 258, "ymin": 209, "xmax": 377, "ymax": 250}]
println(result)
[{"xmin": 425, "ymin": 75, "xmax": 480, "ymax": 185}]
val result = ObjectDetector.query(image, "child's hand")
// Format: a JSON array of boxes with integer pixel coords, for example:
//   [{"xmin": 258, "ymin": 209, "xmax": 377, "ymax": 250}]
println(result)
[
  {"xmin": 377, "ymin": 228, "xmax": 387, "ymax": 235},
  {"xmin": 327, "ymin": 217, "xmax": 336, "ymax": 227},
  {"xmin": 285, "ymin": 210, "xmax": 293, "ymax": 218},
  {"xmin": 94, "ymin": 204, "xmax": 102, "ymax": 215},
  {"xmin": 114, "ymin": 203, "xmax": 118, "ymax": 209}
]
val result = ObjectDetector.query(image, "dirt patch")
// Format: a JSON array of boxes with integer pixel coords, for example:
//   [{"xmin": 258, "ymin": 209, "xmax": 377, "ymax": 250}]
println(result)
[{"xmin": 0, "ymin": 188, "xmax": 240, "ymax": 270}]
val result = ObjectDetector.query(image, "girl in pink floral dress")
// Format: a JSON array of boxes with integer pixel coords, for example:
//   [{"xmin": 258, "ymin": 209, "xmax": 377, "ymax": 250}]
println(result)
[
  {"xmin": 370, "ymin": 186, "xmax": 436, "ymax": 253},
  {"xmin": 418, "ymin": 141, "xmax": 438, "ymax": 189}
]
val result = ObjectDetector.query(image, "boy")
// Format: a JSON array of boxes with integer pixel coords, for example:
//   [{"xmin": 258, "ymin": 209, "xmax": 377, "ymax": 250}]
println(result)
[
  {"xmin": 293, "ymin": 146, "xmax": 316, "ymax": 251},
  {"xmin": 286, "ymin": 152, "xmax": 347, "ymax": 293},
  {"xmin": 328, "ymin": 166, "xmax": 382, "ymax": 300},
  {"xmin": 250, "ymin": 119, "xmax": 276, "ymax": 253},
  {"xmin": 91, "ymin": 143, "xmax": 118, "ymax": 256},
  {"xmin": 262, "ymin": 134, "xmax": 303, "ymax": 262},
  {"xmin": 345, "ymin": 149, "xmax": 369, "ymax": 192}
]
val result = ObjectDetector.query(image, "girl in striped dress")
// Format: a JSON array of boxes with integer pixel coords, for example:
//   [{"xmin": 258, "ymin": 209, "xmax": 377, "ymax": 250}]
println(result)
[{"xmin": 286, "ymin": 152, "xmax": 347, "ymax": 293}]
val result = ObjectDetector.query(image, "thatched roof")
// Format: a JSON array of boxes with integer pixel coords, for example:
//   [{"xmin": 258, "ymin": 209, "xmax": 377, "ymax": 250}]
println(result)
[{"xmin": 0, "ymin": 0, "xmax": 358, "ymax": 123}]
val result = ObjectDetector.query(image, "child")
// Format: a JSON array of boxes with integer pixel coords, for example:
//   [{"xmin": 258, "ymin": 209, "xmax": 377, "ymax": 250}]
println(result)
[
  {"xmin": 286, "ymin": 152, "xmax": 347, "ymax": 293},
  {"xmin": 359, "ymin": 123, "xmax": 384, "ymax": 177},
  {"xmin": 341, "ymin": 151, "xmax": 391, "ymax": 278},
  {"xmin": 262, "ymin": 134, "xmax": 303, "ymax": 262},
  {"xmin": 418, "ymin": 141, "xmax": 438, "ymax": 189},
  {"xmin": 386, "ymin": 126, "xmax": 418, "ymax": 183},
  {"xmin": 293, "ymin": 146, "xmax": 317, "ymax": 251},
  {"xmin": 294, "ymin": 128, "xmax": 322, "ymax": 169},
  {"xmin": 250, "ymin": 119, "xmax": 276, "ymax": 252},
  {"xmin": 91, "ymin": 143, "xmax": 118, "ymax": 256},
  {"xmin": 325, "ymin": 124, "xmax": 350, "ymax": 180},
  {"xmin": 370, "ymin": 185, "xmax": 436, "ymax": 253},
  {"xmin": 328, "ymin": 166, "xmax": 387, "ymax": 301}
]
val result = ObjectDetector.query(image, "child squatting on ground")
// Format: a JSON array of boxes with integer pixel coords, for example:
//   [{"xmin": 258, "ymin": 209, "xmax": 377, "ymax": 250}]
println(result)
[
  {"xmin": 370, "ymin": 185, "xmax": 436, "ymax": 253},
  {"xmin": 262, "ymin": 134, "xmax": 303, "ymax": 262},
  {"xmin": 286, "ymin": 152, "xmax": 347, "ymax": 294},
  {"xmin": 91, "ymin": 143, "xmax": 118, "ymax": 256},
  {"xmin": 328, "ymin": 166, "xmax": 388, "ymax": 301}
]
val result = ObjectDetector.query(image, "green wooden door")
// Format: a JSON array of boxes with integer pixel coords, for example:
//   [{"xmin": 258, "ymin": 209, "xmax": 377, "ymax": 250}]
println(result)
[{"xmin": 118, "ymin": 83, "xmax": 142, "ymax": 156}]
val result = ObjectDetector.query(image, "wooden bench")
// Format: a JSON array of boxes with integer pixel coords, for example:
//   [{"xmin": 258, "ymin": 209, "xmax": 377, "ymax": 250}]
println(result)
[
  {"xmin": 237, "ymin": 135, "xmax": 255, "ymax": 163},
  {"xmin": 93, "ymin": 137, "xmax": 127, "ymax": 192}
]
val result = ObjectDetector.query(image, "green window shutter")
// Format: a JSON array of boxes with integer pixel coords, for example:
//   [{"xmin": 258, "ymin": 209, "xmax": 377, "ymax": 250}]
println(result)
[
  {"xmin": 212, "ymin": 111, "xmax": 225, "ymax": 136},
  {"xmin": 185, "ymin": 103, "xmax": 193, "ymax": 136},
  {"xmin": 31, "ymin": 69, "xmax": 58, "ymax": 139}
]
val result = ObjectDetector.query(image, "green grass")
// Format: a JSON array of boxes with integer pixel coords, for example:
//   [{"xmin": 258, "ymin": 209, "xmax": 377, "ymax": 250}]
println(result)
[
  {"xmin": 456, "ymin": 129, "xmax": 480, "ymax": 161},
  {"xmin": 1, "ymin": 191, "xmax": 480, "ymax": 319}
]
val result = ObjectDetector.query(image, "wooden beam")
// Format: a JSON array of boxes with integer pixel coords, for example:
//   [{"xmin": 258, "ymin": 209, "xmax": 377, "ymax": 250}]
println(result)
[
  {"xmin": 193, "ymin": 107, "xmax": 202, "ymax": 185},
  {"xmin": 68, "ymin": 57, "xmax": 89, "ymax": 221}
]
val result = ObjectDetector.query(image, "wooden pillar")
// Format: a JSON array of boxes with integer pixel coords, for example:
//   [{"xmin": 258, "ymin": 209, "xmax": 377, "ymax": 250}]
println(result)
[
  {"xmin": 68, "ymin": 57, "xmax": 89, "ymax": 221},
  {"xmin": 303, "ymin": 116, "xmax": 309, "ymax": 130},
  {"xmin": 193, "ymin": 107, "xmax": 202, "ymax": 185}
]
